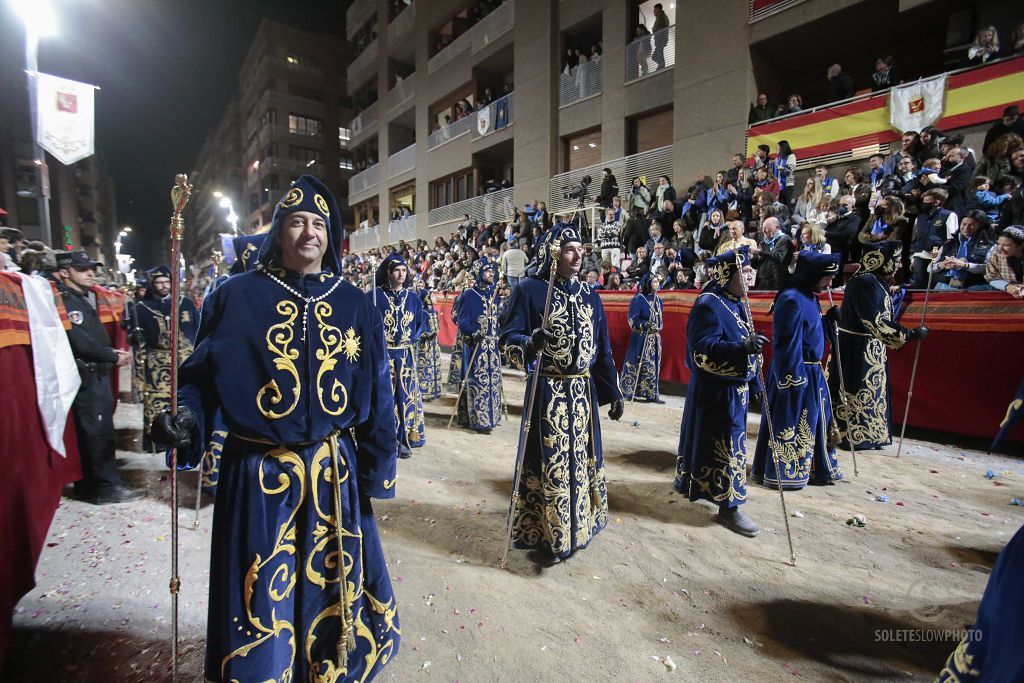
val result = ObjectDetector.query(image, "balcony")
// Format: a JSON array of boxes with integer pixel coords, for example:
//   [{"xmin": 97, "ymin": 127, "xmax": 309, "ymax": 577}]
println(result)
[
  {"xmin": 624, "ymin": 25, "xmax": 675, "ymax": 84},
  {"xmin": 347, "ymin": 37, "xmax": 379, "ymax": 88},
  {"xmin": 262, "ymin": 54, "xmax": 322, "ymax": 77},
  {"xmin": 745, "ymin": 55, "xmax": 1024, "ymax": 169},
  {"xmin": 428, "ymin": 186, "xmax": 515, "ymax": 228},
  {"xmin": 387, "ymin": 215, "xmax": 417, "ymax": 243},
  {"xmin": 388, "ymin": 144, "xmax": 416, "ymax": 179},
  {"xmin": 350, "ymin": 101, "xmax": 379, "ymax": 140},
  {"xmin": 349, "ymin": 224, "xmax": 380, "ymax": 252},
  {"xmin": 559, "ymin": 59, "xmax": 601, "ymax": 108},
  {"xmin": 388, "ymin": 75, "xmax": 416, "ymax": 113},
  {"xmin": 427, "ymin": 113, "xmax": 475, "ymax": 150},
  {"xmin": 546, "ymin": 145, "xmax": 673, "ymax": 216},
  {"xmin": 349, "ymin": 163, "xmax": 380, "ymax": 198},
  {"xmin": 387, "ymin": 2, "xmax": 415, "ymax": 44},
  {"xmin": 428, "ymin": 0, "xmax": 515, "ymax": 74},
  {"xmin": 749, "ymin": 0, "xmax": 808, "ymax": 23},
  {"xmin": 248, "ymin": 157, "xmax": 324, "ymax": 182},
  {"xmin": 251, "ymin": 90, "xmax": 325, "ymax": 121},
  {"xmin": 471, "ymin": 92, "xmax": 514, "ymax": 140},
  {"xmin": 346, "ymin": 0, "xmax": 376, "ymax": 40}
]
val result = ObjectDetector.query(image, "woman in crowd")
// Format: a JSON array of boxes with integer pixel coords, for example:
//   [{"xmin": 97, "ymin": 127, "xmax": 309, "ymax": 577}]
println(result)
[
  {"xmin": 842, "ymin": 167, "xmax": 872, "ymax": 222},
  {"xmin": 792, "ymin": 177, "xmax": 824, "ymax": 226},
  {"xmin": 706, "ymin": 171, "xmax": 731, "ymax": 215},
  {"xmin": 610, "ymin": 194, "xmax": 624, "ymax": 222},
  {"xmin": 858, "ymin": 195, "xmax": 908, "ymax": 245},
  {"xmin": 634, "ymin": 23, "xmax": 653, "ymax": 77},
  {"xmin": 670, "ymin": 218, "xmax": 695, "ymax": 251},
  {"xmin": 655, "ymin": 175, "xmax": 676, "ymax": 209},
  {"xmin": 777, "ymin": 94, "xmax": 803, "ymax": 116},
  {"xmin": 695, "ymin": 208, "xmax": 727, "ymax": 259},
  {"xmin": 871, "ymin": 55, "xmax": 901, "ymax": 91},
  {"xmin": 754, "ymin": 165, "xmax": 781, "ymax": 199},
  {"xmin": 774, "ymin": 140, "xmax": 797, "ymax": 208},
  {"xmin": 975, "ymin": 133, "xmax": 1023, "ymax": 183},
  {"xmin": 627, "ymin": 246, "xmax": 650, "ymax": 281},
  {"xmin": 606, "ymin": 271, "xmax": 625, "ymax": 291},
  {"xmin": 929, "ymin": 210, "xmax": 997, "ymax": 291},
  {"xmin": 730, "ymin": 167, "xmax": 756, "ymax": 228},
  {"xmin": 973, "ymin": 225, "xmax": 1024, "ymax": 296},
  {"xmin": 788, "ymin": 223, "xmax": 831, "ymax": 274},
  {"xmin": 964, "ymin": 26, "xmax": 1001, "ymax": 65},
  {"xmin": 916, "ymin": 127, "xmax": 942, "ymax": 167},
  {"xmin": 626, "ymin": 176, "xmax": 652, "ymax": 216}
]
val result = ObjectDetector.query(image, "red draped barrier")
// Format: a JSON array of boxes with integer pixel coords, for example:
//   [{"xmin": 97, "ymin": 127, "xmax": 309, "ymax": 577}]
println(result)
[{"xmin": 432, "ymin": 290, "xmax": 1024, "ymax": 444}]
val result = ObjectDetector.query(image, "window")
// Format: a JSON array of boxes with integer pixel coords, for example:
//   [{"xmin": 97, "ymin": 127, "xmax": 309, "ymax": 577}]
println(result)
[
  {"xmin": 339, "ymin": 127, "xmax": 351, "ymax": 147},
  {"xmin": 263, "ymin": 143, "xmax": 278, "ymax": 159},
  {"xmin": 289, "ymin": 146, "xmax": 322, "ymax": 165},
  {"xmin": 429, "ymin": 169, "xmax": 475, "ymax": 209},
  {"xmin": 288, "ymin": 114, "xmax": 323, "ymax": 136},
  {"xmin": 339, "ymin": 156, "xmax": 354, "ymax": 170},
  {"xmin": 260, "ymin": 109, "xmax": 278, "ymax": 127}
]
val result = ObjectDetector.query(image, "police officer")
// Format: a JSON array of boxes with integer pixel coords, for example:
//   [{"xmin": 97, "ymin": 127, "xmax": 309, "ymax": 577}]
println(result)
[{"xmin": 56, "ymin": 251, "xmax": 143, "ymax": 504}]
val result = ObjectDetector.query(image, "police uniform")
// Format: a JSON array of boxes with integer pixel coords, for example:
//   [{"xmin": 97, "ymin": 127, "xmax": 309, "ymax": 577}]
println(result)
[{"xmin": 58, "ymin": 251, "xmax": 135, "ymax": 501}]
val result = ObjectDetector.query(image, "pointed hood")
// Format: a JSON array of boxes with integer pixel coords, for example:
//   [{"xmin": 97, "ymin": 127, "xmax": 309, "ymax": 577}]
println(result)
[
  {"xmin": 859, "ymin": 240, "xmax": 902, "ymax": 278},
  {"xmin": 230, "ymin": 233, "xmax": 268, "ymax": 274},
  {"xmin": 786, "ymin": 250, "xmax": 841, "ymax": 292},
  {"xmin": 702, "ymin": 246, "xmax": 750, "ymax": 289},
  {"xmin": 535, "ymin": 223, "xmax": 584, "ymax": 280},
  {"xmin": 375, "ymin": 253, "xmax": 412, "ymax": 289},
  {"xmin": 256, "ymin": 174, "xmax": 343, "ymax": 274}
]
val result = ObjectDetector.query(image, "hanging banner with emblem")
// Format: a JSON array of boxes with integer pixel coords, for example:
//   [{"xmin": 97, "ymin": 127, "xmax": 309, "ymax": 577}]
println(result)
[
  {"xmin": 36, "ymin": 72, "xmax": 96, "ymax": 166},
  {"xmin": 477, "ymin": 106, "xmax": 492, "ymax": 136},
  {"xmin": 889, "ymin": 74, "xmax": 946, "ymax": 133}
]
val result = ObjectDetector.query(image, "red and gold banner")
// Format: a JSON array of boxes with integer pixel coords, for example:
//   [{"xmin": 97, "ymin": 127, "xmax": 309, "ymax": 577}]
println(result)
[{"xmin": 746, "ymin": 56, "xmax": 1024, "ymax": 161}]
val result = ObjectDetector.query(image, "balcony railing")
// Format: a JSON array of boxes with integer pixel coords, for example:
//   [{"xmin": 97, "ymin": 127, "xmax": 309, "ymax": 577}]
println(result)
[
  {"xmin": 547, "ymin": 145, "xmax": 673, "ymax": 216},
  {"xmin": 346, "ymin": 0, "xmax": 376, "ymax": 40},
  {"xmin": 350, "ymin": 101, "xmax": 378, "ymax": 138},
  {"xmin": 388, "ymin": 215, "xmax": 417, "ymax": 243},
  {"xmin": 559, "ymin": 58, "xmax": 602, "ymax": 108},
  {"xmin": 349, "ymin": 163, "xmax": 380, "ymax": 197},
  {"xmin": 349, "ymin": 225, "xmax": 380, "ymax": 252},
  {"xmin": 388, "ymin": 75, "xmax": 416, "ymax": 111},
  {"xmin": 387, "ymin": 2, "xmax": 415, "ymax": 44},
  {"xmin": 347, "ymin": 37, "xmax": 378, "ymax": 84},
  {"xmin": 624, "ymin": 25, "xmax": 675, "ymax": 83},
  {"xmin": 428, "ymin": 0, "xmax": 515, "ymax": 74},
  {"xmin": 428, "ymin": 29, "xmax": 473, "ymax": 74},
  {"xmin": 749, "ymin": 0, "xmax": 808, "ymax": 22},
  {"xmin": 428, "ymin": 187, "xmax": 515, "ymax": 228},
  {"xmin": 471, "ymin": 92, "xmax": 515, "ymax": 139},
  {"xmin": 427, "ymin": 113, "xmax": 475, "ymax": 150},
  {"xmin": 387, "ymin": 144, "xmax": 416, "ymax": 178}
]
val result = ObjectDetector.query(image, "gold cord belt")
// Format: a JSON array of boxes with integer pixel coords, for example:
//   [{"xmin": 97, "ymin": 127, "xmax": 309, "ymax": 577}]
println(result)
[
  {"xmin": 539, "ymin": 370, "xmax": 591, "ymax": 379},
  {"xmin": 837, "ymin": 327, "xmax": 870, "ymax": 337},
  {"xmin": 387, "ymin": 344, "xmax": 413, "ymax": 350}
]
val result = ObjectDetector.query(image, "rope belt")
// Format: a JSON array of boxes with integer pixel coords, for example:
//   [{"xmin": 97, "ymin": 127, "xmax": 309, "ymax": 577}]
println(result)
[
  {"xmin": 837, "ymin": 327, "xmax": 870, "ymax": 337},
  {"xmin": 230, "ymin": 430, "xmax": 356, "ymax": 669},
  {"xmin": 387, "ymin": 344, "xmax": 413, "ymax": 350},
  {"xmin": 539, "ymin": 370, "xmax": 591, "ymax": 380}
]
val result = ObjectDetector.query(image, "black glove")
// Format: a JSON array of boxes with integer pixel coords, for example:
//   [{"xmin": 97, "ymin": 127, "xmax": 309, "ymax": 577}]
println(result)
[
  {"xmin": 743, "ymin": 334, "xmax": 770, "ymax": 354},
  {"xmin": 528, "ymin": 327, "xmax": 555, "ymax": 354},
  {"xmin": 608, "ymin": 399, "xmax": 624, "ymax": 421},
  {"xmin": 129, "ymin": 329, "xmax": 146, "ymax": 348},
  {"xmin": 912, "ymin": 325, "xmax": 929, "ymax": 341},
  {"xmin": 823, "ymin": 306, "xmax": 840, "ymax": 326},
  {"xmin": 150, "ymin": 406, "xmax": 196, "ymax": 449},
  {"xmin": 471, "ymin": 330, "xmax": 486, "ymax": 343}
]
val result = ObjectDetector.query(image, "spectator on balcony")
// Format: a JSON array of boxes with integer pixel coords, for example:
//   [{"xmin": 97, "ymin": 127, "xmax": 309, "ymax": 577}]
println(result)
[
  {"xmin": 653, "ymin": 198, "xmax": 680, "ymax": 235},
  {"xmin": 667, "ymin": 268, "xmax": 696, "ymax": 290},
  {"xmin": 606, "ymin": 271, "xmax": 626, "ymax": 291},
  {"xmin": 1012, "ymin": 22, "xmax": 1024, "ymax": 54},
  {"xmin": 870, "ymin": 55, "xmax": 902, "ymax": 91},
  {"xmin": 748, "ymin": 93, "xmax": 773, "ymax": 124},
  {"xmin": 655, "ymin": 175, "xmax": 677, "ymax": 210},
  {"xmin": 968, "ymin": 176, "xmax": 1012, "ymax": 223},
  {"xmin": 627, "ymin": 247, "xmax": 649, "ymax": 281},
  {"xmin": 728, "ymin": 168, "xmax": 756, "ymax": 228},
  {"xmin": 756, "ymin": 190, "xmax": 791, "ymax": 236},
  {"xmin": 858, "ymin": 195, "xmax": 908, "ymax": 246},
  {"xmin": 825, "ymin": 194, "xmax": 863, "ymax": 264},
  {"xmin": 1000, "ymin": 178, "xmax": 1024, "ymax": 228},
  {"xmin": 773, "ymin": 140, "xmax": 797, "ymax": 208},
  {"xmin": 622, "ymin": 207, "xmax": 649, "ymax": 257},
  {"xmin": 963, "ymin": 26, "xmax": 1001, "ymax": 66},
  {"xmin": 915, "ymin": 126, "xmax": 942, "ymax": 166},
  {"xmin": 976, "ymin": 132, "xmax": 1023, "ymax": 182},
  {"xmin": 563, "ymin": 47, "xmax": 577, "ymax": 74},
  {"xmin": 625, "ymin": 176, "xmax": 652, "ymax": 216},
  {"xmin": 776, "ymin": 94, "xmax": 803, "ymax": 117},
  {"xmin": 841, "ymin": 168, "xmax": 872, "ymax": 222},
  {"xmin": 646, "ymin": 222, "xmax": 668, "ymax": 252},
  {"xmin": 807, "ymin": 195, "xmax": 835, "ymax": 227},
  {"xmin": 598, "ymin": 168, "xmax": 619, "ymax": 209},
  {"xmin": 634, "ymin": 24, "xmax": 653, "ymax": 78},
  {"xmin": 581, "ymin": 242, "xmax": 603, "ymax": 275},
  {"xmin": 826, "ymin": 63, "xmax": 854, "ymax": 102},
  {"xmin": 971, "ymin": 225, "xmax": 1024, "ymax": 297},
  {"xmin": 938, "ymin": 146, "xmax": 972, "ymax": 218},
  {"xmin": 941, "ymin": 133, "xmax": 976, "ymax": 173},
  {"xmin": 651, "ymin": 3, "xmax": 670, "ymax": 69},
  {"xmin": 906, "ymin": 187, "xmax": 958, "ymax": 286},
  {"xmin": 706, "ymin": 172, "xmax": 731, "ymax": 215},
  {"xmin": 670, "ymin": 217, "xmax": 695, "ymax": 251},
  {"xmin": 596, "ymin": 207, "xmax": 623, "ymax": 268},
  {"xmin": 716, "ymin": 220, "xmax": 757, "ymax": 256},
  {"xmin": 590, "ymin": 44, "xmax": 602, "ymax": 62},
  {"xmin": 867, "ymin": 153, "xmax": 887, "ymax": 194},
  {"xmin": 788, "ymin": 223, "xmax": 832, "ymax": 275},
  {"xmin": 697, "ymin": 208, "xmax": 728, "ymax": 259},
  {"xmin": 884, "ymin": 130, "xmax": 921, "ymax": 175},
  {"xmin": 793, "ymin": 177, "xmax": 824, "ymax": 226},
  {"xmin": 929, "ymin": 210, "xmax": 997, "ymax": 290},
  {"xmin": 726, "ymin": 153, "xmax": 747, "ymax": 185},
  {"xmin": 649, "ymin": 242, "xmax": 671, "ymax": 273},
  {"xmin": 1012, "ymin": 148, "xmax": 1024, "ymax": 187},
  {"xmin": 753, "ymin": 144, "xmax": 772, "ymax": 172},
  {"xmin": 575, "ymin": 47, "xmax": 588, "ymax": 65},
  {"xmin": 750, "ymin": 217, "xmax": 793, "ymax": 290},
  {"xmin": 534, "ymin": 200, "xmax": 551, "ymax": 231}
]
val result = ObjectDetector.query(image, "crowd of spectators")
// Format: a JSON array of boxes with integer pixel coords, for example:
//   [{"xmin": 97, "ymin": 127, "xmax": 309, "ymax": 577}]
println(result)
[
  {"xmin": 344, "ymin": 104, "xmax": 1024, "ymax": 300},
  {"xmin": 749, "ymin": 21, "xmax": 1024, "ymax": 125}
]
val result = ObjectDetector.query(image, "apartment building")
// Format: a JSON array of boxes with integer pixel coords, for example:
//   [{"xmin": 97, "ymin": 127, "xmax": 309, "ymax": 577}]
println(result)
[{"xmin": 345, "ymin": 0, "xmax": 1020, "ymax": 251}]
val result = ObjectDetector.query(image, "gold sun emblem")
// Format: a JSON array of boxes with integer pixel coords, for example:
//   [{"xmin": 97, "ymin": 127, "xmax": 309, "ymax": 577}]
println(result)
[{"xmin": 342, "ymin": 327, "xmax": 361, "ymax": 362}]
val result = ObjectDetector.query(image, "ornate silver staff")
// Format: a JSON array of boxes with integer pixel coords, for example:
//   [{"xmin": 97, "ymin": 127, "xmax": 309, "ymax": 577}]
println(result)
[
  {"xmin": 166, "ymin": 174, "xmax": 191, "ymax": 681},
  {"xmin": 825, "ymin": 287, "xmax": 859, "ymax": 476},
  {"xmin": 502, "ymin": 244, "xmax": 560, "ymax": 569},
  {"xmin": 896, "ymin": 267, "xmax": 936, "ymax": 458}
]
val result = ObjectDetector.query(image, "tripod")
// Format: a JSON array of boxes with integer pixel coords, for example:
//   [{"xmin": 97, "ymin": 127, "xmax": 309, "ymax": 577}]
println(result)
[{"xmin": 570, "ymin": 194, "xmax": 591, "ymax": 243}]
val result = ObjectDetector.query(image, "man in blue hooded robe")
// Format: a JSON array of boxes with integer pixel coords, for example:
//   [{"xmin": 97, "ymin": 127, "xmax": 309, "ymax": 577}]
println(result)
[
  {"xmin": 151, "ymin": 175, "xmax": 401, "ymax": 682},
  {"xmin": 620, "ymin": 272, "xmax": 664, "ymax": 402},
  {"xmin": 500, "ymin": 224, "xmax": 624, "ymax": 560},
  {"xmin": 752, "ymin": 250, "xmax": 844, "ymax": 489},
  {"xmin": 456, "ymin": 258, "xmax": 504, "ymax": 432},
  {"xmin": 415, "ymin": 283, "xmax": 442, "ymax": 401},
  {"xmin": 374, "ymin": 253, "xmax": 427, "ymax": 458},
  {"xmin": 675, "ymin": 247, "xmax": 765, "ymax": 536}
]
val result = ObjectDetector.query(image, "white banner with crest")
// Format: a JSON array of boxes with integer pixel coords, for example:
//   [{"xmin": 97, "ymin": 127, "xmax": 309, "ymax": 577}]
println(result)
[
  {"xmin": 36, "ymin": 72, "xmax": 96, "ymax": 165},
  {"xmin": 889, "ymin": 74, "xmax": 946, "ymax": 133}
]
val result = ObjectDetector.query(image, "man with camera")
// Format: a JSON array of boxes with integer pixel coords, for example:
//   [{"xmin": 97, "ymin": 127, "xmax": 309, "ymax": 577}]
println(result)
[
  {"xmin": 598, "ymin": 167, "xmax": 619, "ymax": 209},
  {"xmin": 56, "ymin": 251, "xmax": 141, "ymax": 505}
]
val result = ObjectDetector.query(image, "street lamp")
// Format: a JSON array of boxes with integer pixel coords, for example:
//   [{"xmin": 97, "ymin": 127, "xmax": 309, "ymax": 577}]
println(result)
[
  {"xmin": 216, "ymin": 194, "xmax": 239, "ymax": 234},
  {"xmin": 10, "ymin": 0, "xmax": 58, "ymax": 247}
]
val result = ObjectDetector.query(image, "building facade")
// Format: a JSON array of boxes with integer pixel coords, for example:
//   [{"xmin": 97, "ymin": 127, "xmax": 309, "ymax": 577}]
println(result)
[{"xmin": 344, "ymin": 0, "xmax": 1020, "ymax": 251}]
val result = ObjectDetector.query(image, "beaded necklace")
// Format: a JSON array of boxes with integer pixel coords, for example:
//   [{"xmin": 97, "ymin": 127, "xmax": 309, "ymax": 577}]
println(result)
[{"xmin": 259, "ymin": 265, "xmax": 343, "ymax": 342}]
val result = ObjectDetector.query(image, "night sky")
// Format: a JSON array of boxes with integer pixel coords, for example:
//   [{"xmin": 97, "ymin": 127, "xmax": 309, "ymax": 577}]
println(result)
[{"xmin": 1, "ymin": 0, "xmax": 347, "ymax": 267}]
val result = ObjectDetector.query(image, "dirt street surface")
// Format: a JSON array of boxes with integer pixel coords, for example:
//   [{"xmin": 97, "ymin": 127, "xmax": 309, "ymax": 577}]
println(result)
[{"xmin": 6, "ymin": 362, "xmax": 1023, "ymax": 682}]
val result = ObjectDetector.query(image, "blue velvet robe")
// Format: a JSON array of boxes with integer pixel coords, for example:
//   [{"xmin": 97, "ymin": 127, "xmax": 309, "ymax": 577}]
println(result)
[
  {"xmin": 827, "ymin": 272, "xmax": 910, "ymax": 450},
  {"xmin": 752, "ymin": 288, "xmax": 842, "ymax": 488},
  {"xmin": 417, "ymin": 300, "xmax": 442, "ymax": 401},
  {"xmin": 175, "ymin": 268, "xmax": 400, "ymax": 683},
  {"xmin": 500, "ymin": 276, "xmax": 622, "ymax": 559},
  {"xmin": 136, "ymin": 295, "xmax": 199, "ymax": 451},
  {"xmin": 620, "ymin": 293, "xmax": 663, "ymax": 401},
  {"xmin": 674, "ymin": 287, "xmax": 757, "ymax": 508},
  {"xmin": 456, "ymin": 285, "xmax": 503, "ymax": 431},
  {"xmin": 937, "ymin": 524, "xmax": 1024, "ymax": 681},
  {"xmin": 374, "ymin": 287, "xmax": 426, "ymax": 452},
  {"xmin": 445, "ymin": 291, "xmax": 466, "ymax": 394}
]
